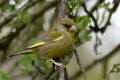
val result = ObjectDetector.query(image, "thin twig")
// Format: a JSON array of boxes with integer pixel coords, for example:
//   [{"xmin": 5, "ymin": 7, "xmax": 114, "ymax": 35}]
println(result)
[
  {"xmin": 0, "ymin": 1, "xmax": 57, "ymax": 50},
  {"xmin": 0, "ymin": 0, "xmax": 31, "ymax": 29},
  {"xmin": 32, "ymin": 60, "xmax": 46, "ymax": 74},
  {"xmin": 90, "ymin": 0, "xmax": 104, "ymax": 13},
  {"xmin": 70, "ymin": 44, "xmax": 120, "ymax": 80},
  {"xmin": 82, "ymin": 3, "xmax": 99, "ymax": 32},
  {"xmin": 0, "ymin": 1, "xmax": 57, "ymax": 62},
  {"xmin": 64, "ymin": 67, "xmax": 69, "ymax": 80},
  {"xmin": 0, "ymin": 0, "xmax": 44, "ymax": 29},
  {"xmin": 46, "ymin": 68, "xmax": 60, "ymax": 80},
  {"xmin": 73, "ymin": 44, "xmax": 86, "ymax": 80},
  {"xmin": 101, "ymin": 0, "xmax": 120, "ymax": 33},
  {"xmin": 99, "ymin": 9, "xmax": 107, "ymax": 26},
  {"xmin": 107, "ymin": 63, "xmax": 120, "ymax": 80},
  {"xmin": 94, "ymin": 33, "xmax": 101, "ymax": 55}
]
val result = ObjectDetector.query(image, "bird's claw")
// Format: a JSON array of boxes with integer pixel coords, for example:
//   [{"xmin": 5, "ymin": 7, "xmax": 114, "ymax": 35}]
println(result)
[
  {"xmin": 54, "ymin": 63, "xmax": 65, "ymax": 69},
  {"xmin": 50, "ymin": 59, "xmax": 65, "ymax": 69}
]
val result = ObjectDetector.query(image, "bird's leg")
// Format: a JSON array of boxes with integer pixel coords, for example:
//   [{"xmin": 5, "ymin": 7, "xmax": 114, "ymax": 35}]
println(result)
[{"xmin": 50, "ymin": 59, "xmax": 65, "ymax": 69}]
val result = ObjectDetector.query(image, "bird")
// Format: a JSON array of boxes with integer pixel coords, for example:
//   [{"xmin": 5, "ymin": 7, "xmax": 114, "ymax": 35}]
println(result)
[{"xmin": 8, "ymin": 18, "xmax": 77, "ymax": 68}]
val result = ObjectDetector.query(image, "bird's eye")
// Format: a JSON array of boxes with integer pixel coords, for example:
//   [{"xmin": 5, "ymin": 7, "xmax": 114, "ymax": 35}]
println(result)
[{"xmin": 63, "ymin": 24, "xmax": 71, "ymax": 28}]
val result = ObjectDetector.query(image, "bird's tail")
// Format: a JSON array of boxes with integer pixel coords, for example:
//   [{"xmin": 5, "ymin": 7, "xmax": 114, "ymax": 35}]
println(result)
[{"xmin": 8, "ymin": 49, "xmax": 32, "ymax": 58}]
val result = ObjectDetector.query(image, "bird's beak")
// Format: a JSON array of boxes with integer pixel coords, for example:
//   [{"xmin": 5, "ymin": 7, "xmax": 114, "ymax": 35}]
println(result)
[{"xmin": 69, "ymin": 25, "xmax": 77, "ymax": 32}]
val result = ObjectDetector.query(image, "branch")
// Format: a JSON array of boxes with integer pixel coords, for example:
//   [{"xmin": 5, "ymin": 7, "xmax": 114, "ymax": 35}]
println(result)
[
  {"xmin": 106, "ymin": 63, "xmax": 120, "ymax": 79},
  {"xmin": 70, "ymin": 44, "xmax": 120, "ymax": 80},
  {"xmin": 57, "ymin": 0, "xmax": 68, "ymax": 21},
  {"xmin": 109, "ymin": 64, "xmax": 120, "ymax": 73},
  {"xmin": 0, "ymin": 1, "xmax": 57, "ymax": 50},
  {"xmin": 90, "ymin": 0, "xmax": 104, "ymax": 13},
  {"xmin": 83, "ymin": 0, "xmax": 119, "ymax": 33},
  {"xmin": 0, "ymin": 0, "xmax": 9, "ymax": 7},
  {"xmin": 47, "ymin": 0, "xmax": 68, "ymax": 79},
  {"xmin": 31, "ymin": 0, "xmax": 57, "ymax": 22},
  {"xmin": 0, "ymin": 0, "xmax": 44, "ymax": 29},
  {"xmin": 82, "ymin": 3, "xmax": 100, "ymax": 32},
  {"xmin": 100, "ymin": 0, "xmax": 120, "ymax": 33},
  {"xmin": 73, "ymin": 44, "xmax": 86, "ymax": 80}
]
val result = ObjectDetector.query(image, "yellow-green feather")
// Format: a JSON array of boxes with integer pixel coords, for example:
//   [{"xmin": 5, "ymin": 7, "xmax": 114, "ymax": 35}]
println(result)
[
  {"xmin": 28, "ymin": 42, "xmax": 46, "ymax": 48},
  {"xmin": 28, "ymin": 35, "xmax": 64, "ymax": 49},
  {"xmin": 53, "ymin": 35, "xmax": 64, "ymax": 41}
]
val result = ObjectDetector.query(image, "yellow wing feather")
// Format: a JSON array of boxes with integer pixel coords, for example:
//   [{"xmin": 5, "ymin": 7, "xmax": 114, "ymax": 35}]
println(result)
[
  {"xmin": 28, "ymin": 35, "xmax": 64, "ymax": 48},
  {"xmin": 53, "ymin": 35, "xmax": 64, "ymax": 41},
  {"xmin": 28, "ymin": 42, "xmax": 46, "ymax": 48}
]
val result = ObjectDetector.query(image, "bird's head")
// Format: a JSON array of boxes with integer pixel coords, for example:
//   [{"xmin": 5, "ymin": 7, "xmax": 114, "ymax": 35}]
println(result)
[{"xmin": 59, "ymin": 18, "xmax": 77, "ymax": 32}]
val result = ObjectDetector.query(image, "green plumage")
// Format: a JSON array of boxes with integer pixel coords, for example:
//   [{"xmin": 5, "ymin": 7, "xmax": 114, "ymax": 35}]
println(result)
[{"xmin": 10, "ymin": 18, "xmax": 76, "ymax": 59}]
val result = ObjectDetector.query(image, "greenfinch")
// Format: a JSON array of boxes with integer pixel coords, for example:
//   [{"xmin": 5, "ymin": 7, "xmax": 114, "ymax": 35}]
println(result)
[{"xmin": 9, "ymin": 18, "xmax": 76, "ymax": 67}]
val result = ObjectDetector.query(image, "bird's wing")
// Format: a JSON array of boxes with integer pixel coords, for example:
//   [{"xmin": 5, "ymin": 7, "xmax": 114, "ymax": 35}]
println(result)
[{"xmin": 28, "ymin": 32, "xmax": 64, "ymax": 49}]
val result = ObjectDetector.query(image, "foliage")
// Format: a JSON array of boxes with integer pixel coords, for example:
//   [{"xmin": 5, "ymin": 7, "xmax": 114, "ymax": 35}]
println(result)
[
  {"xmin": 15, "ymin": 0, "xmax": 21, "ymax": 4},
  {"xmin": 0, "ymin": 72, "xmax": 11, "ymax": 80},
  {"xmin": 18, "ymin": 54, "xmax": 52, "ymax": 73},
  {"xmin": 66, "ymin": 0, "xmax": 92, "ymax": 43},
  {"xmin": 66, "ymin": 0, "xmax": 84, "ymax": 16},
  {"xmin": 12, "ymin": 11, "xmax": 29, "ymax": 24},
  {"xmin": 2, "ymin": 2, "xmax": 15, "ymax": 11},
  {"xmin": 98, "ymin": 3, "xmax": 110, "ymax": 8},
  {"xmin": 19, "ymin": 54, "xmax": 35, "ymax": 73},
  {"xmin": 38, "ymin": 58, "xmax": 52, "ymax": 72},
  {"xmin": 75, "ymin": 16, "xmax": 91, "ymax": 30}
]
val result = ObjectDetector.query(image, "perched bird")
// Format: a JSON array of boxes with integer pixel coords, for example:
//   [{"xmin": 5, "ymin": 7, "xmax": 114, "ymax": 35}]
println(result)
[{"xmin": 9, "ymin": 18, "xmax": 77, "ymax": 67}]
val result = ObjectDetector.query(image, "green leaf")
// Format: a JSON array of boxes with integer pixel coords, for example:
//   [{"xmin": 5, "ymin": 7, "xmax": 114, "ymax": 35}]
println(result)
[
  {"xmin": 19, "ymin": 54, "xmax": 36, "ymax": 73},
  {"xmin": 20, "ymin": 68, "xmax": 30, "ymax": 73},
  {"xmin": 22, "ymin": 11, "xmax": 29, "ymax": 24},
  {"xmin": 74, "ymin": 0, "xmax": 84, "ymax": 5},
  {"xmin": 19, "ymin": 54, "xmax": 35, "ymax": 65},
  {"xmin": 28, "ymin": 37, "xmax": 37, "ymax": 44},
  {"xmin": 43, "ymin": 60, "xmax": 52, "ymax": 69},
  {"xmin": 76, "ymin": 16, "xmax": 82, "ymax": 23},
  {"xmin": 40, "ymin": 66, "xmax": 47, "ymax": 71},
  {"xmin": 82, "ymin": 16, "xmax": 91, "ymax": 26},
  {"xmin": 28, "ymin": 54, "xmax": 36, "ymax": 60},
  {"xmin": 76, "ymin": 16, "xmax": 91, "ymax": 30},
  {"xmin": 66, "ymin": 1, "xmax": 72, "ymax": 13},
  {"xmin": 23, "ymin": 11, "xmax": 29, "ymax": 19},
  {"xmin": 68, "ymin": 1, "xmax": 71, "ymax": 8},
  {"xmin": 38, "ymin": 58, "xmax": 52, "ymax": 72},
  {"xmin": 2, "ymin": 3, "xmax": 15, "ymax": 11},
  {"xmin": 12, "ymin": 12, "xmax": 23, "ymax": 23},
  {"xmin": 85, "ymin": 35, "xmax": 92, "ymax": 41},
  {"xmin": 40, "ymin": 59, "xmax": 52, "ymax": 69},
  {"xmin": 103, "ymin": 78, "xmax": 107, "ymax": 80},
  {"xmin": 11, "ymin": 11, "xmax": 29, "ymax": 24},
  {"xmin": 15, "ymin": 0, "xmax": 21, "ymax": 4},
  {"xmin": 98, "ymin": 3, "xmax": 110, "ymax": 8},
  {"xmin": 0, "ymin": 72, "xmax": 11, "ymax": 80}
]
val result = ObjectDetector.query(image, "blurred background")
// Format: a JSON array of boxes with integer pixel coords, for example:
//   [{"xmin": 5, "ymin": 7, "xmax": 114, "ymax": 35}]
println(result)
[{"xmin": 0, "ymin": 0, "xmax": 120, "ymax": 80}]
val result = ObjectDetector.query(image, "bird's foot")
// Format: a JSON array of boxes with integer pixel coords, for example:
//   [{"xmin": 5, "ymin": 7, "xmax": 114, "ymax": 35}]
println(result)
[{"xmin": 50, "ymin": 59, "xmax": 65, "ymax": 69}]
